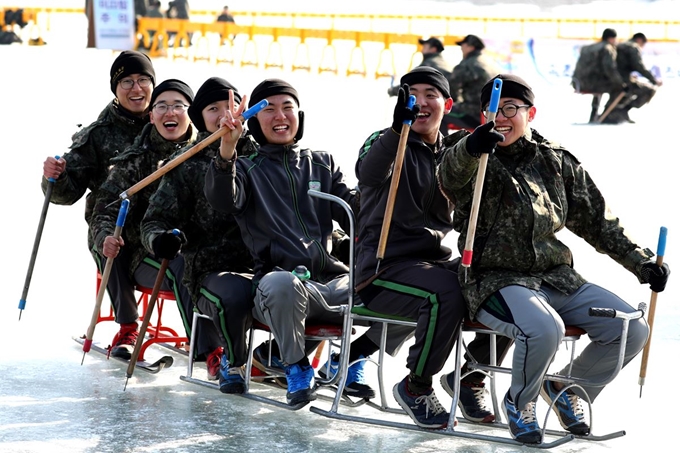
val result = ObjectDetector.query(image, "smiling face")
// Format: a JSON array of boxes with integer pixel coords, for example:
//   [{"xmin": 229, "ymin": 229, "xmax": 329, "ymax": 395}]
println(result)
[
  {"xmin": 115, "ymin": 73, "xmax": 153, "ymax": 117},
  {"xmin": 408, "ymin": 83, "xmax": 453, "ymax": 144},
  {"xmin": 491, "ymin": 97, "xmax": 536, "ymax": 147},
  {"xmin": 256, "ymin": 94, "xmax": 299, "ymax": 145},
  {"xmin": 201, "ymin": 100, "xmax": 232, "ymax": 134},
  {"xmin": 149, "ymin": 90, "xmax": 192, "ymax": 142}
]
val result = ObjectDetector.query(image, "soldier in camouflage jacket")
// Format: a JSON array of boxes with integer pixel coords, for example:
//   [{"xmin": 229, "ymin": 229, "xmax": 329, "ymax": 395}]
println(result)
[
  {"xmin": 90, "ymin": 79, "xmax": 198, "ymax": 359},
  {"xmin": 442, "ymin": 34, "xmax": 500, "ymax": 133},
  {"xmin": 438, "ymin": 74, "xmax": 669, "ymax": 443},
  {"xmin": 41, "ymin": 51, "xmax": 156, "ymax": 358},
  {"xmin": 142, "ymin": 77, "xmax": 258, "ymax": 391},
  {"xmin": 571, "ymin": 29, "xmax": 626, "ymax": 123}
]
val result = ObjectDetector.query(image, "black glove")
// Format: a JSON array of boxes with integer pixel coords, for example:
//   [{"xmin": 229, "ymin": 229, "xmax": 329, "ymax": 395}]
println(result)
[
  {"xmin": 152, "ymin": 229, "xmax": 187, "ymax": 260},
  {"xmin": 639, "ymin": 260, "xmax": 670, "ymax": 293},
  {"xmin": 465, "ymin": 121, "xmax": 505, "ymax": 158},
  {"xmin": 391, "ymin": 84, "xmax": 421, "ymax": 133},
  {"xmin": 621, "ymin": 83, "xmax": 629, "ymax": 92}
]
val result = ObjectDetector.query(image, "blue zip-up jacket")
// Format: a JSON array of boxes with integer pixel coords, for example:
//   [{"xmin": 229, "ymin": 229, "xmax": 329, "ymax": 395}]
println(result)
[{"xmin": 204, "ymin": 143, "xmax": 356, "ymax": 284}]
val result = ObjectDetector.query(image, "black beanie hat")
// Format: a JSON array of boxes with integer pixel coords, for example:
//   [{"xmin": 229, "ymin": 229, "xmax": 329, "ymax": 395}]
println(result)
[
  {"xmin": 247, "ymin": 78, "xmax": 303, "ymax": 144},
  {"xmin": 400, "ymin": 66, "xmax": 451, "ymax": 99},
  {"xmin": 149, "ymin": 79, "xmax": 195, "ymax": 109},
  {"xmin": 480, "ymin": 74, "xmax": 535, "ymax": 110},
  {"xmin": 248, "ymin": 78, "xmax": 300, "ymax": 108},
  {"xmin": 110, "ymin": 50, "xmax": 156, "ymax": 94},
  {"xmin": 188, "ymin": 77, "xmax": 242, "ymax": 133}
]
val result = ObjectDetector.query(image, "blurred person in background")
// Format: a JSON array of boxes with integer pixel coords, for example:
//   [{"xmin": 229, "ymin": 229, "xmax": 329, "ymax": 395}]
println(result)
[
  {"xmin": 441, "ymin": 34, "xmax": 501, "ymax": 134},
  {"xmin": 613, "ymin": 32, "xmax": 662, "ymax": 124},
  {"xmin": 571, "ymin": 28, "xmax": 626, "ymax": 123}
]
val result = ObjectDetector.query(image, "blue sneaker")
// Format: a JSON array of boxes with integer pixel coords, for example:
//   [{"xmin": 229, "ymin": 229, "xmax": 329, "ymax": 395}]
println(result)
[
  {"xmin": 540, "ymin": 381, "xmax": 590, "ymax": 435},
  {"xmin": 218, "ymin": 354, "xmax": 245, "ymax": 394},
  {"xmin": 318, "ymin": 353, "xmax": 375, "ymax": 399},
  {"xmin": 504, "ymin": 392, "xmax": 541, "ymax": 444},
  {"xmin": 440, "ymin": 373, "xmax": 495, "ymax": 423},
  {"xmin": 285, "ymin": 363, "xmax": 317, "ymax": 406},
  {"xmin": 252, "ymin": 341, "xmax": 287, "ymax": 389},
  {"xmin": 393, "ymin": 377, "xmax": 450, "ymax": 429}
]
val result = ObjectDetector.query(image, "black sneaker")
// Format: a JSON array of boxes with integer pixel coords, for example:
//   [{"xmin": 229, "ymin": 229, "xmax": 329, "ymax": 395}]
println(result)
[
  {"xmin": 393, "ymin": 377, "xmax": 450, "ymax": 429},
  {"xmin": 440, "ymin": 373, "xmax": 495, "ymax": 423},
  {"xmin": 318, "ymin": 353, "xmax": 375, "ymax": 399},
  {"xmin": 504, "ymin": 392, "xmax": 541, "ymax": 444},
  {"xmin": 540, "ymin": 381, "xmax": 590, "ymax": 435},
  {"xmin": 252, "ymin": 341, "xmax": 287, "ymax": 388}
]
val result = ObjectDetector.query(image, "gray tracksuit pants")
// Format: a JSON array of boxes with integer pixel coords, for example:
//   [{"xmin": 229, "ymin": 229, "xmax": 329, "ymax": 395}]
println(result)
[
  {"xmin": 476, "ymin": 282, "xmax": 649, "ymax": 408},
  {"xmin": 253, "ymin": 270, "xmax": 348, "ymax": 365}
]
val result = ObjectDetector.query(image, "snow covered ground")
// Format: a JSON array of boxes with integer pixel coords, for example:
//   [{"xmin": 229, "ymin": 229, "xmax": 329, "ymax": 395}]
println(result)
[{"xmin": 0, "ymin": 10, "xmax": 678, "ymax": 452}]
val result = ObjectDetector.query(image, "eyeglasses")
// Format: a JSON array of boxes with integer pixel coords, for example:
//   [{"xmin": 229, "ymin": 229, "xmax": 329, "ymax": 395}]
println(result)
[
  {"xmin": 118, "ymin": 77, "xmax": 152, "ymax": 90},
  {"xmin": 152, "ymin": 103, "xmax": 189, "ymax": 114},
  {"xmin": 483, "ymin": 103, "xmax": 531, "ymax": 119}
]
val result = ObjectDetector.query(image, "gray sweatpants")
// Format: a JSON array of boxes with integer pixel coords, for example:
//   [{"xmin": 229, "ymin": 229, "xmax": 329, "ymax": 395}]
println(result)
[
  {"xmin": 476, "ymin": 283, "xmax": 648, "ymax": 408},
  {"xmin": 253, "ymin": 270, "xmax": 347, "ymax": 365}
]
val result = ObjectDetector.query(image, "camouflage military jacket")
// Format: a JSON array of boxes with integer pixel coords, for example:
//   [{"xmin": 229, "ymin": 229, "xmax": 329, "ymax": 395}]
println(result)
[
  {"xmin": 617, "ymin": 40, "xmax": 658, "ymax": 84},
  {"xmin": 40, "ymin": 100, "xmax": 149, "ymax": 248},
  {"xmin": 420, "ymin": 52, "xmax": 452, "ymax": 79},
  {"xmin": 437, "ymin": 129, "xmax": 654, "ymax": 318},
  {"xmin": 571, "ymin": 41, "xmax": 624, "ymax": 93},
  {"xmin": 141, "ymin": 132, "xmax": 256, "ymax": 301},
  {"xmin": 90, "ymin": 122, "xmax": 197, "ymax": 278},
  {"xmin": 448, "ymin": 50, "xmax": 500, "ymax": 118}
]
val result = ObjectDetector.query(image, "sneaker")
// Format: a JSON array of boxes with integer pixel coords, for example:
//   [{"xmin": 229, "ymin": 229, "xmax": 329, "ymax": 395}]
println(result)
[
  {"xmin": 218, "ymin": 354, "xmax": 245, "ymax": 394},
  {"xmin": 540, "ymin": 381, "xmax": 590, "ymax": 435},
  {"xmin": 110, "ymin": 323, "xmax": 139, "ymax": 360},
  {"xmin": 285, "ymin": 363, "xmax": 317, "ymax": 406},
  {"xmin": 440, "ymin": 373, "xmax": 494, "ymax": 423},
  {"xmin": 504, "ymin": 392, "xmax": 541, "ymax": 444},
  {"xmin": 252, "ymin": 341, "xmax": 287, "ymax": 388},
  {"xmin": 393, "ymin": 377, "xmax": 450, "ymax": 429},
  {"xmin": 318, "ymin": 353, "xmax": 375, "ymax": 399},
  {"xmin": 206, "ymin": 347, "xmax": 224, "ymax": 381}
]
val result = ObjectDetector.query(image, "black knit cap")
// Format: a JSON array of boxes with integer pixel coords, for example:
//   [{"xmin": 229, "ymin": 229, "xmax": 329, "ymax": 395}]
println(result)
[
  {"xmin": 188, "ymin": 77, "xmax": 242, "ymax": 133},
  {"xmin": 247, "ymin": 78, "xmax": 304, "ymax": 144},
  {"xmin": 149, "ymin": 79, "xmax": 195, "ymax": 109},
  {"xmin": 110, "ymin": 50, "xmax": 156, "ymax": 94},
  {"xmin": 248, "ymin": 78, "xmax": 300, "ymax": 108},
  {"xmin": 480, "ymin": 73, "xmax": 535, "ymax": 110},
  {"xmin": 400, "ymin": 66, "xmax": 451, "ymax": 99}
]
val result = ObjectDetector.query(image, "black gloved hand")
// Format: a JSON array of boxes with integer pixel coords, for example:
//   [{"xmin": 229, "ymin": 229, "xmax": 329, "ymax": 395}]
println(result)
[
  {"xmin": 465, "ymin": 121, "xmax": 505, "ymax": 158},
  {"xmin": 621, "ymin": 83, "xmax": 629, "ymax": 92},
  {"xmin": 639, "ymin": 260, "xmax": 671, "ymax": 293},
  {"xmin": 391, "ymin": 84, "xmax": 421, "ymax": 133},
  {"xmin": 152, "ymin": 229, "xmax": 187, "ymax": 260}
]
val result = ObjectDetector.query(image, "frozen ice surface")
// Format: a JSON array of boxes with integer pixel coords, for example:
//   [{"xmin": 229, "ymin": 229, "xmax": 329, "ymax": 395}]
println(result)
[{"xmin": 1, "ymin": 18, "xmax": 678, "ymax": 453}]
